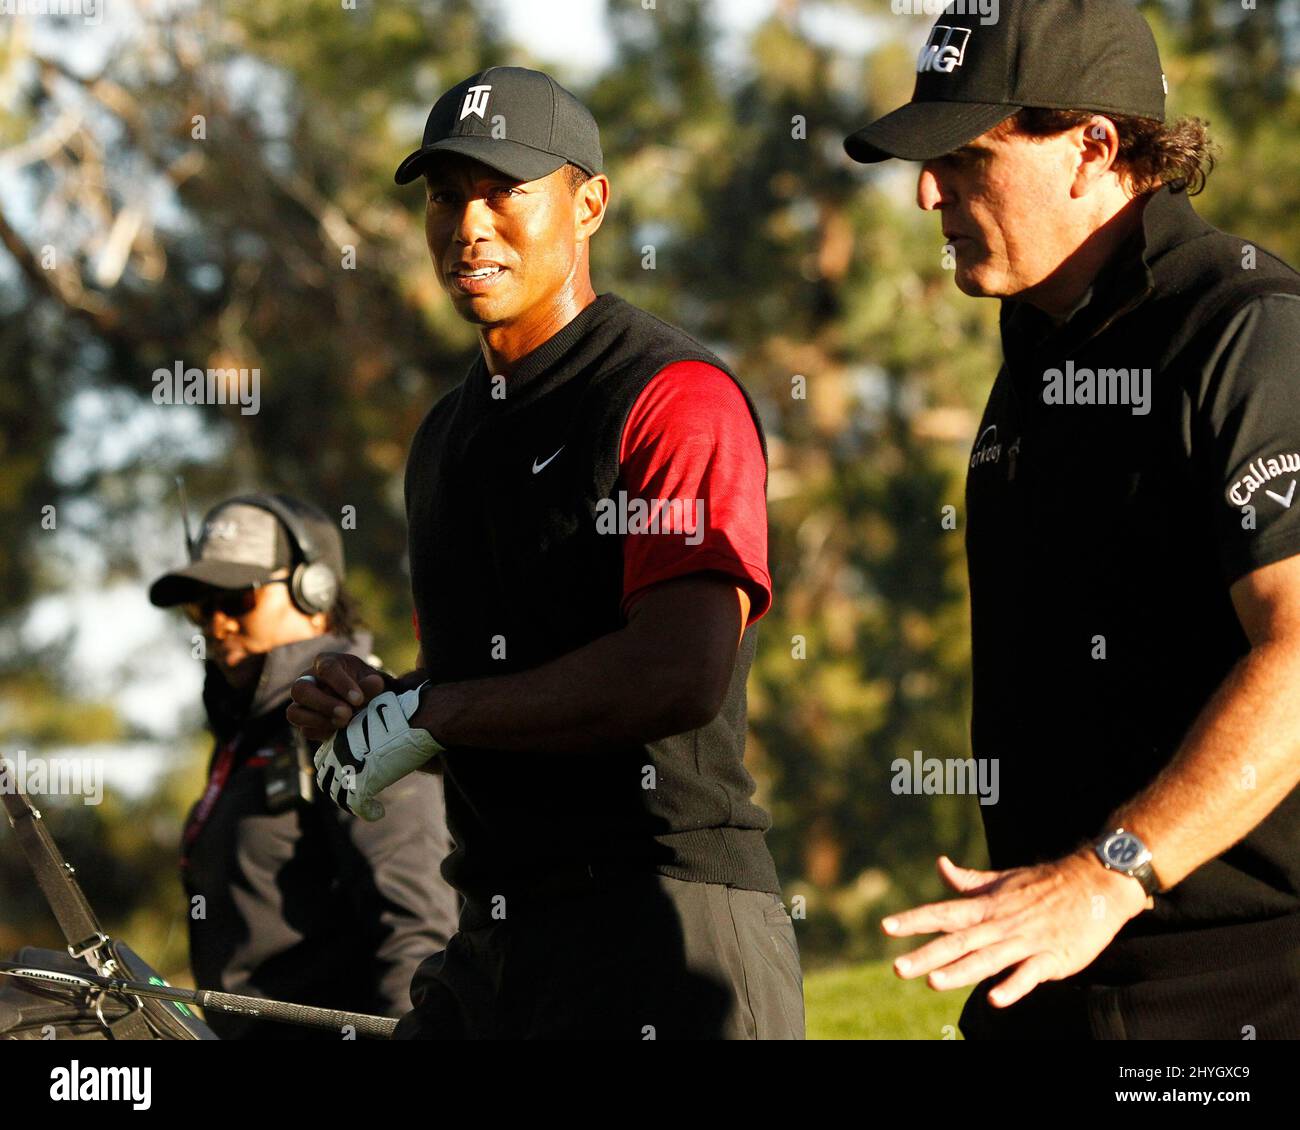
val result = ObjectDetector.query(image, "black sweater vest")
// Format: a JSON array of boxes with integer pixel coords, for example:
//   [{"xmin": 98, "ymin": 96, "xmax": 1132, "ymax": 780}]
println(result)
[{"xmin": 405, "ymin": 293, "xmax": 780, "ymax": 898}]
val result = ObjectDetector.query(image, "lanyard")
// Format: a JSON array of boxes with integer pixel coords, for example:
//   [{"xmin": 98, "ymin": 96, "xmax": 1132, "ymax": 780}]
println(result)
[{"xmin": 180, "ymin": 738, "xmax": 240, "ymax": 867}]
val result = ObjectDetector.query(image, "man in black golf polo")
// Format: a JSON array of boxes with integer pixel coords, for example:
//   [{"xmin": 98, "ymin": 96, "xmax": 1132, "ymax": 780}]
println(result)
[
  {"xmin": 288, "ymin": 67, "xmax": 803, "ymax": 1039},
  {"xmin": 845, "ymin": 0, "xmax": 1300, "ymax": 1038}
]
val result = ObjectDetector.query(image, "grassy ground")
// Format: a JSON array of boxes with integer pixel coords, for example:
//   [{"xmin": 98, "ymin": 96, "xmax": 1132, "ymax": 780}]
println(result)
[{"xmin": 804, "ymin": 958, "xmax": 972, "ymax": 1039}]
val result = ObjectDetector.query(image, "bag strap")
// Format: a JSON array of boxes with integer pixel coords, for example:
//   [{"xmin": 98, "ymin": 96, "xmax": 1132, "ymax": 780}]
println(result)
[
  {"xmin": 0, "ymin": 772, "xmax": 113, "ymax": 974},
  {"xmin": 101, "ymin": 1001, "xmax": 155, "ymax": 1041}
]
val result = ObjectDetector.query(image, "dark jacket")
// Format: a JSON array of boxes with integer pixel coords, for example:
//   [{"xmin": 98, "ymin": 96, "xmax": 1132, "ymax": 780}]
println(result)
[{"xmin": 181, "ymin": 631, "xmax": 458, "ymax": 1038}]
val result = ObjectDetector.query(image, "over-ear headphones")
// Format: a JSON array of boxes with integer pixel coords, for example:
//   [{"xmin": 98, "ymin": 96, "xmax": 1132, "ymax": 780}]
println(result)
[
  {"xmin": 240, "ymin": 494, "xmax": 341, "ymax": 617},
  {"xmin": 180, "ymin": 494, "xmax": 332, "ymax": 616},
  {"xmin": 174, "ymin": 481, "xmax": 342, "ymax": 618}
]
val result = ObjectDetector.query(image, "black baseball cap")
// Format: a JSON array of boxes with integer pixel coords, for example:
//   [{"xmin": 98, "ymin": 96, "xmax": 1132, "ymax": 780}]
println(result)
[
  {"xmin": 844, "ymin": 0, "xmax": 1167, "ymax": 164},
  {"xmin": 394, "ymin": 66, "xmax": 603, "ymax": 186},
  {"xmin": 149, "ymin": 493, "xmax": 345, "ymax": 607}
]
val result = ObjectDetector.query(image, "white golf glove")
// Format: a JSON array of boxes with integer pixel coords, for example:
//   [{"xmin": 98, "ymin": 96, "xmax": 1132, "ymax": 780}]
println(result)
[{"xmin": 314, "ymin": 681, "xmax": 444, "ymax": 821}]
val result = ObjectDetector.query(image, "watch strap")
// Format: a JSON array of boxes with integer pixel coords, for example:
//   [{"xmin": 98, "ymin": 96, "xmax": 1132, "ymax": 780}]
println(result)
[{"xmin": 1129, "ymin": 857, "xmax": 1160, "ymax": 896}]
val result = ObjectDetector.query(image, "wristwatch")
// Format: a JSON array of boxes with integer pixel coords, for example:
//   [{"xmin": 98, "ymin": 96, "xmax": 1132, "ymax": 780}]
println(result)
[{"xmin": 1092, "ymin": 828, "xmax": 1161, "ymax": 896}]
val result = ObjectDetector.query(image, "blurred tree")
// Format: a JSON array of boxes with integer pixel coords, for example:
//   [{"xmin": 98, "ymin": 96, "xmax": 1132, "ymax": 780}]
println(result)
[{"xmin": 0, "ymin": 0, "xmax": 506, "ymax": 966}]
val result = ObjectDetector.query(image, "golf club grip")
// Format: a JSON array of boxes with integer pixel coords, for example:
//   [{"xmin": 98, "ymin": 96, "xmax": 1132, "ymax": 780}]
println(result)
[{"xmin": 199, "ymin": 990, "xmax": 398, "ymax": 1039}]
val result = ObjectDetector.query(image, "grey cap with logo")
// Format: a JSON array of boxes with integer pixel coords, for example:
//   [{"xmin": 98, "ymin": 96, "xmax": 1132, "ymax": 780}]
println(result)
[
  {"xmin": 149, "ymin": 494, "xmax": 344, "ymax": 607},
  {"xmin": 844, "ymin": 0, "xmax": 1167, "ymax": 164}
]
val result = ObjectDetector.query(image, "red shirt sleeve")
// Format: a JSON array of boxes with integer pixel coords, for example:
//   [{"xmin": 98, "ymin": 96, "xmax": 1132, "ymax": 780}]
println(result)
[{"xmin": 617, "ymin": 360, "xmax": 772, "ymax": 626}]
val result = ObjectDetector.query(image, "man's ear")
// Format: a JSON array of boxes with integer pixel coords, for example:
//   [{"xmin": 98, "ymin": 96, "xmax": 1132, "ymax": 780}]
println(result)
[
  {"xmin": 575, "ymin": 174, "xmax": 610, "ymax": 243},
  {"xmin": 1071, "ymin": 115, "xmax": 1121, "ymax": 198}
]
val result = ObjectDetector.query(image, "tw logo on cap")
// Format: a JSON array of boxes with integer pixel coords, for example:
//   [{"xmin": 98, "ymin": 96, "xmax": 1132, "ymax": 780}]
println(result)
[
  {"xmin": 917, "ymin": 26, "xmax": 971, "ymax": 74},
  {"xmin": 459, "ymin": 84, "xmax": 493, "ymax": 121}
]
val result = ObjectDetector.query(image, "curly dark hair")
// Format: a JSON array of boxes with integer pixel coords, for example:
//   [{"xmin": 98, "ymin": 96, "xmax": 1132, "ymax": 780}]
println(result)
[
  {"xmin": 996, "ymin": 108, "xmax": 1218, "ymax": 195},
  {"xmin": 325, "ymin": 585, "xmax": 365, "ymax": 641}
]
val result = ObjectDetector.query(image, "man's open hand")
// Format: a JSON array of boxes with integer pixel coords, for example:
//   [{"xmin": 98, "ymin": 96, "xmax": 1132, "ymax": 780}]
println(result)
[{"xmin": 883, "ymin": 850, "xmax": 1152, "ymax": 1007}]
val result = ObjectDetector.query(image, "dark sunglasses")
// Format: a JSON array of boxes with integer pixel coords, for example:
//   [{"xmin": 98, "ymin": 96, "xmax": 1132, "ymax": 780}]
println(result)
[{"xmin": 182, "ymin": 578, "xmax": 288, "ymax": 626}]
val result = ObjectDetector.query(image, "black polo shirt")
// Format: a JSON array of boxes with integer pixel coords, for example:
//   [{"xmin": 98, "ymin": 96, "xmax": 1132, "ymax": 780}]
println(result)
[{"xmin": 966, "ymin": 185, "xmax": 1300, "ymax": 980}]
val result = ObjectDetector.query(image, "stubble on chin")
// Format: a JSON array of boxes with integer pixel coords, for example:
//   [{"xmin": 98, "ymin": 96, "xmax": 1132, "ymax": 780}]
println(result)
[{"xmin": 953, "ymin": 269, "xmax": 993, "ymax": 298}]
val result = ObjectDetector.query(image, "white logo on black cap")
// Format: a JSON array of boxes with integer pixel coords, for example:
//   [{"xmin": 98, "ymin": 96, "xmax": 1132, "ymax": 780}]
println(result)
[
  {"xmin": 917, "ymin": 25, "xmax": 972, "ymax": 74},
  {"xmin": 460, "ymin": 84, "xmax": 492, "ymax": 121}
]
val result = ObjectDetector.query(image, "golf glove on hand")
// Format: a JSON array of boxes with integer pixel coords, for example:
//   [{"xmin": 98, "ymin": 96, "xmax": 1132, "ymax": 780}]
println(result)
[{"xmin": 314, "ymin": 681, "xmax": 444, "ymax": 821}]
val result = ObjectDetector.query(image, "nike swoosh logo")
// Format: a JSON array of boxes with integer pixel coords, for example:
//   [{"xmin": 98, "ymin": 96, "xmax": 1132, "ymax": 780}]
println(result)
[
  {"xmin": 375, "ymin": 703, "xmax": 390, "ymax": 729},
  {"xmin": 1265, "ymin": 480, "xmax": 1297, "ymax": 508},
  {"xmin": 532, "ymin": 446, "xmax": 564, "ymax": 474}
]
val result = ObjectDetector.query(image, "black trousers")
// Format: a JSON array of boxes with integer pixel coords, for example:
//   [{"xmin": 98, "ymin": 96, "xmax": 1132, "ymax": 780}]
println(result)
[
  {"xmin": 393, "ymin": 872, "xmax": 805, "ymax": 1040},
  {"xmin": 960, "ymin": 944, "xmax": 1300, "ymax": 1039}
]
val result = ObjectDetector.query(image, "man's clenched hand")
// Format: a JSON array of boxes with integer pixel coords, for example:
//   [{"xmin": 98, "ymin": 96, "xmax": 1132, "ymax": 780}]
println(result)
[
  {"xmin": 288, "ymin": 652, "xmax": 389, "ymax": 741},
  {"xmin": 314, "ymin": 682, "xmax": 445, "ymax": 820}
]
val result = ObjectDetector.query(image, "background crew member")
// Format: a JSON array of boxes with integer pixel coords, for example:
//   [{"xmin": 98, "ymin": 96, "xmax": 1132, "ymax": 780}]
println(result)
[{"xmin": 151, "ymin": 492, "xmax": 458, "ymax": 1038}]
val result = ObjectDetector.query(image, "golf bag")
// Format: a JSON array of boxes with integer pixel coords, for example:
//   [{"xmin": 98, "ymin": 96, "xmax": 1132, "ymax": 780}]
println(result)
[
  {"xmin": 0, "ymin": 942, "xmax": 215, "ymax": 1040},
  {"xmin": 0, "ymin": 779, "xmax": 217, "ymax": 1040}
]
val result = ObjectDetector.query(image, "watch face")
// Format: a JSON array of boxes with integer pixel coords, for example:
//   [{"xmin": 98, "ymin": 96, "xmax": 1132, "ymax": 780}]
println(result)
[{"xmin": 1103, "ymin": 833, "xmax": 1143, "ymax": 868}]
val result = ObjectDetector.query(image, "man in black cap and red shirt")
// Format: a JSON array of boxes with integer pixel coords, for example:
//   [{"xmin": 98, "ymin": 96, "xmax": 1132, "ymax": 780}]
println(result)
[
  {"xmin": 288, "ymin": 67, "xmax": 804, "ymax": 1039},
  {"xmin": 150, "ymin": 492, "xmax": 457, "ymax": 1038},
  {"xmin": 844, "ymin": 0, "xmax": 1300, "ymax": 1038}
]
